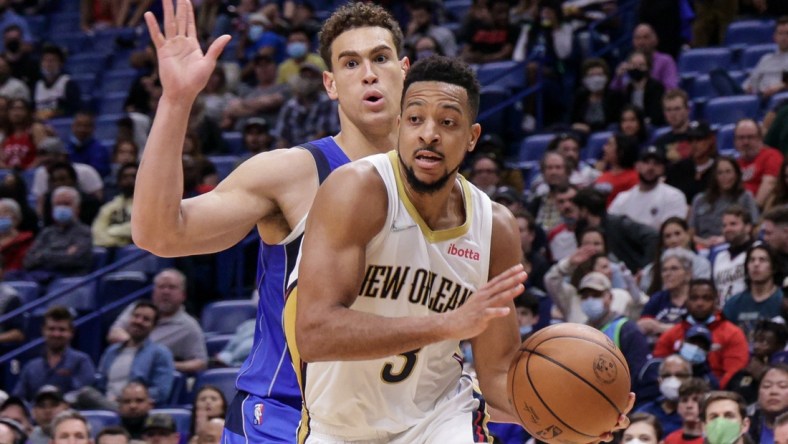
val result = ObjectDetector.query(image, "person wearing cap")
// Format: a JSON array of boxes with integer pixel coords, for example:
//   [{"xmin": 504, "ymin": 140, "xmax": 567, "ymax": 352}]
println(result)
[
  {"xmin": 0, "ymin": 396, "xmax": 32, "ymax": 436},
  {"xmin": 142, "ymin": 413, "xmax": 179, "ymax": 444},
  {"xmin": 654, "ymin": 89, "xmax": 693, "ymax": 162},
  {"xmin": 276, "ymin": 27, "xmax": 326, "ymax": 86},
  {"xmin": 33, "ymin": 44, "xmax": 80, "ymax": 120},
  {"xmin": 665, "ymin": 119, "xmax": 718, "ymax": 204},
  {"xmin": 273, "ymin": 62, "xmax": 338, "ymax": 149},
  {"xmin": 735, "ymin": 118, "xmax": 784, "ymax": 208},
  {"xmin": 241, "ymin": 119, "xmax": 273, "ymax": 158},
  {"xmin": 608, "ymin": 145, "xmax": 688, "ymax": 231},
  {"xmin": 655, "ymin": 279, "xmax": 749, "ymax": 389},
  {"xmin": 12, "ymin": 306, "xmax": 94, "ymax": 402},
  {"xmin": 724, "ymin": 243, "xmax": 784, "ymax": 341},
  {"xmin": 28, "ymin": 386, "xmax": 67, "ymax": 444},
  {"xmin": 577, "ymin": 271, "xmax": 650, "ymax": 393},
  {"xmin": 222, "ymin": 50, "xmax": 289, "ymax": 132}
]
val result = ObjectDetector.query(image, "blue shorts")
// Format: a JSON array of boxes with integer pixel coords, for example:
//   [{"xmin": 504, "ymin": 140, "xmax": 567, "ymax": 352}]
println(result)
[{"xmin": 222, "ymin": 391, "xmax": 301, "ymax": 444}]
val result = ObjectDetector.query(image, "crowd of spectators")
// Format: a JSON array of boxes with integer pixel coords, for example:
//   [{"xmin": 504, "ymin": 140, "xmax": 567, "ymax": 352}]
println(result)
[{"xmin": 0, "ymin": 0, "xmax": 784, "ymax": 443}]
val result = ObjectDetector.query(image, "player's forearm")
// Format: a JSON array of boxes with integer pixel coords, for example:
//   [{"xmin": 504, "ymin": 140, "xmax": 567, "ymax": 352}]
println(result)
[
  {"xmin": 131, "ymin": 96, "xmax": 189, "ymax": 253},
  {"xmin": 297, "ymin": 306, "xmax": 452, "ymax": 362}
]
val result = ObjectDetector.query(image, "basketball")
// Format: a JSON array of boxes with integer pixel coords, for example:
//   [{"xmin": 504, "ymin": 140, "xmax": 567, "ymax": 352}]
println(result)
[{"xmin": 507, "ymin": 323, "xmax": 631, "ymax": 444}]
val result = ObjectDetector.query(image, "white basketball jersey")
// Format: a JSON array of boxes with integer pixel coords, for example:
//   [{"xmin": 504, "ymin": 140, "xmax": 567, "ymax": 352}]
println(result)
[{"xmin": 287, "ymin": 151, "xmax": 494, "ymax": 439}]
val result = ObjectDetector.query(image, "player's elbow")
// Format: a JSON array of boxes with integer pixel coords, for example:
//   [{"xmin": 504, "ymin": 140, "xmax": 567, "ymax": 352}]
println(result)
[
  {"xmin": 295, "ymin": 319, "xmax": 328, "ymax": 363},
  {"xmin": 131, "ymin": 222, "xmax": 180, "ymax": 257}
]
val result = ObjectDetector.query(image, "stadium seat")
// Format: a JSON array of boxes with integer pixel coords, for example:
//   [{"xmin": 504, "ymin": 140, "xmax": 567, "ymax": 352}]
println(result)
[
  {"xmin": 150, "ymin": 408, "xmax": 192, "ymax": 436},
  {"xmin": 99, "ymin": 92, "xmax": 129, "ymax": 115},
  {"xmin": 478, "ymin": 85, "xmax": 509, "ymax": 137},
  {"xmin": 201, "ymin": 300, "xmax": 257, "ymax": 336},
  {"xmin": 207, "ymin": 156, "xmax": 240, "ymax": 181},
  {"xmin": 678, "ymin": 48, "xmax": 732, "ymax": 77},
  {"xmin": 475, "ymin": 60, "xmax": 526, "ymax": 89},
  {"xmin": 739, "ymin": 44, "xmax": 777, "ymax": 71},
  {"xmin": 115, "ymin": 244, "xmax": 173, "ymax": 276},
  {"xmin": 648, "ymin": 126, "xmax": 671, "ymax": 144},
  {"xmin": 56, "ymin": 32, "xmax": 90, "ymax": 55},
  {"xmin": 47, "ymin": 12, "xmax": 81, "ymax": 36},
  {"xmin": 94, "ymin": 114, "xmax": 125, "ymax": 142},
  {"xmin": 167, "ymin": 371, "xmax": 186, "ymax": 407},
  {"xmin": 66, "ymin": 54, "xmax": 109, "ymax": 77},
  {"xmin": 584, "ymin": 131, "xmax": 613, "ymax": 162},
  {"xmin": 100, "ymin": 69, "xmax": 138, "ymax": 96},
  {"xmin": 689, "ymin": 75, "xmax": 715, "ymax": 100},
  {"xmin": 205, "ymin": 334, "xmax": 233, "ymax": 357},
  {"xmin": 91, "ymin": 28, "xmax": 136, "ymax": 54},
  {"xmin": 92, "ymin": 246, "xmax": 109, "ymax": 271},
  {"xmin": 443, "ymin": 0, "xmax": 472, "ymax": 23},
  {"xmin": 35, "ymin": 277, "xmax": 96, "ymax": 314},
  {"xmin": 97, "ymin": 271, "xmax": 149, "ymax": 306},
  {"xmin": 222, "ymin": 132, "xmax": 244, "ymax": 155},
  {"xmin": 80, "ymin": 410, "xmax": 120, "ymax": 438},
  {"xmin": 716, "ymin": 124, "xmax": 736, "ymax": 152},
  {"xmin": 724, "ymin": 20, "xmax": 776, "ymax": 48},
  {"xmin": 517, "ymin": 133, "xmax": 555, "ymax": 164},
  {"xmin": 767, "ymin": 91, "xmax": 788, "ymax": 111},
  {"xmin": 192, "ymin": 368, "xmax": 239, "ymax": 404},
  {"xmin": 24, "ymin": 15, "xmax": 47, "ymax": 40},
  {"xmin": 4, "ymin": 281, "xmax": 40, "ymax": 304},
  {"xmin": 71, "ymin": 74, "xmax": 97, "ymax": 99},
  {"xmin": 704, "ymin": 95, "xmax": 760, "ymax": 126}
]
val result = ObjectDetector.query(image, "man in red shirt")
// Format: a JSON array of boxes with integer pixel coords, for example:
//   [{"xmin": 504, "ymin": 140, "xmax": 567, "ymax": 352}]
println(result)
[
  {"xmin": 735, "ymin": 118, "xmax": 783, "ymax": 208},
  {"xmin": 654, "ymin": 279, "xmax": 749, "ymax": 388}
]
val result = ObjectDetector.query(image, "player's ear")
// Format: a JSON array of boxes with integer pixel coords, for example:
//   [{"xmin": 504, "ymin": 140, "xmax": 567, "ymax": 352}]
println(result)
[
  {"xmin": 323, "ymin": 71, "xmax": 337, "ymax": 100},
  {"xmin": 400, "ymin": 56, "xmax": 410, "ymax": 78},
  {"xmin": 468, "ymin": 124, "xmax": 482, "ymax": 153}
]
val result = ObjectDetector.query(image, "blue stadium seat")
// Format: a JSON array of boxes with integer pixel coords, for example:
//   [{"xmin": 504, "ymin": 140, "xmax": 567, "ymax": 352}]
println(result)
[
  {"xmin": 648, "ymin": 126, "xmax": 671, "ymax": 144},
  {"xmin": 678, "ymin": 48, "xmax": 733, "ymax": 77},
  {"xmin": 739, "ymin": 44, "xmax": 777, "ymax": 71},
  {"xmin": 478, "ymin": 85, "xmax": 510, "ymax": 139},
  {"xmin": 767, "ymin": 91, "xmax": 788, "ymax": 111},
  {"xmin": 192, "ymin": 368, "xmax": 239, "ymax": 404},
  {"xmin": 517, "ymin": 133, "xmax": 555, "ymax": 164},
  {"xmin": 205, "ymin": 334, "xmax": 233, "ymax": 357},
  {"xmin": 150, "ymin": 408, "xmax": 192, "ymax": 436},
  {"xmin": 4, "ymin": 281, "xmax": 40, "ymax": 304},
  {"xmin": 716, "ymin": 124, "xmax": 736, "ymax": 152},
  {"xmin": 584, "ymin": 131, "xmax": 613, "ymax": 162},
  {"xmin": 92, "ymin": 246, "xmax": 109, "ymax": 271},
  {"xmin": 207, "ymin": 156, "xmax": 239, "ymax": 181},
  {"xmin": 100, "ymin": 69, "xmax": 138, "ymax": 96},
  {"xmin": 704, "ymin": 95, "xmax": 760, "ymax": 126},
  {"xmin": 724, "ymin": 20, "xmax": 776, "ymax": 48},
  {"xmin": 444, "ymin": 0, "xmax": 472, "ymax": 23},
  {"xmin": 47, "ymin": 12, "xmax": 81, "ymax": 36},
  {"xmin": 66, "ymin": 54, "xmax": 109, "ymax": 77},
  {"xmin": 94, "ymin": 114, "xmax": 125, "ymax": 142},
  {"xmin": 167, "ymin": 371, "xmax": 186, "ymax": 407},
  {"xmin": 91, "ymin": 28, "xmax": 136, "ymax": 54},
  {"xmin": 222, "ymin": 132, "xmax": 244, "ymax": 155},
  {"xmin": 201, "ymin": 300, "xmax": 257, "ymax": 336},
  {"xmin": 47, "ymin": 117, "xmax": 73, "ymax": 142},
  {"xmin": 475, "ymin": 60, "xmax": 526, "ymax": 89},
  {"xmin": 58, "ymin": 33, "xmax": 92, "ymax": 56},
  {"xmin": 115, "ymin": 244, "xmax": 174, "ymax": 275},
  {"xmin": 35, "ymin": 277, "xmax": 96, "ymax": 314},
  {"xmin": 80, "ymin": 410, "xmax": 120, "ymax": 438},
  {"xmin": 689, "ymin": 75, "xmax": 715, "ymax": 100},
  {"xmin": 99, "ymin": 92, "xmax": 129, "ymax": 115},
  {"xmin": 24, "ymin": 15, "xmax": 47, "ymax": 40},
  {"xmin": 97, "ymin": 271, "xmax": 149, "ymax": 306},
  {"xmin": 71, "ymin": 74, "xmax": 97, "ymax": 100}
]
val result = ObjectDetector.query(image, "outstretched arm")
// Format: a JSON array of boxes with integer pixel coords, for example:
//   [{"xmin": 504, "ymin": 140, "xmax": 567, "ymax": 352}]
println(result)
[
  {"xmin": 132, "ymin": 0, "xmax": 309, "ymax": 256},
  {"xmin": 295, "ymin": 165, "xmax": 526, "ymax": 363}
]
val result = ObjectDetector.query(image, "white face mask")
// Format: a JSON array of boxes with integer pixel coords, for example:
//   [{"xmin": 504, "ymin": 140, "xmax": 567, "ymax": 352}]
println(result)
[
  {"xmin": 625, "ymin": 440, "xmax": 649, "ymax": 444},
  {"xmin": 659, "ymin": 376, "xmax": 682, "ymax": 401}
]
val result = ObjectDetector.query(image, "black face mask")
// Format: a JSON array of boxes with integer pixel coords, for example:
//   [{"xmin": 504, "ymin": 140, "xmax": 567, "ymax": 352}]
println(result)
[
  {"xmin": 627, "ymin": 68, "xmax": 648, "ymax": 81},
  {"xmin": 5, "ymin": 39, "xmax": 19, "ymax": 53}
]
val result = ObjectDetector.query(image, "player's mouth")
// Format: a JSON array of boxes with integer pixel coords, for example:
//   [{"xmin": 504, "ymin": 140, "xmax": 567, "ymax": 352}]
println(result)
[
  {"xmin": 363, "ymin": 90, "xmax": 385, "ymax": 109},
  {"xmin": 414, "ymin": 149, "xmax": 443, "ymax": 169}
]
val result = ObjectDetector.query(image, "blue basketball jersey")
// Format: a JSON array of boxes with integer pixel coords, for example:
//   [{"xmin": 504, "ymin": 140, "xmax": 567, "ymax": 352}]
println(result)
[{"xmin": 235, "ymin": 137, "xmax": 350, "ymax": 406}]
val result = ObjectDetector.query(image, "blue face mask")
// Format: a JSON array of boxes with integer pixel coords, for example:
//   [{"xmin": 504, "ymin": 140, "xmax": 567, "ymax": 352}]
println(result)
[
  {"xmin": 52, "ymin": 205, "xmax": 73, "ymax": 224},
  {"xmin": 416, "ymin": 49, "xmax": 435, "ymax": 60},
  {"xmin": 286, "ymin": 41, "xmax": 308, "ymax": 59},
  {"xmin": 679, "ymin": 342, "xmax": 707, "ymax": 365},
  {"xmin": 248, "ymin": 25, "xmax": 264, "ymax": 42},
  {"xmin": 580, "ymin": 297, "xmax": 606, "ymax": 320},
  {"xmin": 687, "ymin": 314, "xmax": 715, "ymax": 325},
  {"xmin": 519, "ymin": 325, "xmax": 533, "ymax": 337},
  {"xmin": 0, "ymin": 216, "xmax": 12, "ymax": 233}
]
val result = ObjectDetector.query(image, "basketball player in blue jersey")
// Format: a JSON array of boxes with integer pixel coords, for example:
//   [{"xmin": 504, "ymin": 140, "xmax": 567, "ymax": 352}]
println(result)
[
  {"xmin": 131, "ymin": 0, "xmax": 409, "ymax": 442},
  {"xmin": 287, "ymin": 56, "xmax": 635, "ymax": 443}
]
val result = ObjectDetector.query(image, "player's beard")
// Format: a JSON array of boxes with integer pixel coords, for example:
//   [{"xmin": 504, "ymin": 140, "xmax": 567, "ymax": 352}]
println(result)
[{"xmin": 398, "ymin": 150, "xmax": 462, "ymax": 195}]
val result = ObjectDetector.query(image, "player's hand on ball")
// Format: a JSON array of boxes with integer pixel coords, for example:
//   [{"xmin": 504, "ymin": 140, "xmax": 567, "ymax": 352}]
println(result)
[
  {"xmin": 442, "ymin": 264, "xmax": 526, "ymax": 340},
  {"xmin": 592, "ymin": 392, "xmax": 635, "ymax": 443}
]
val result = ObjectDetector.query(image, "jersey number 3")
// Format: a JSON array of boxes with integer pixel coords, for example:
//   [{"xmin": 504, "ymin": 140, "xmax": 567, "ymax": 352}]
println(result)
[{"xmin": 381, "ymin": 349, "xmax": 421, "ymax": 383}]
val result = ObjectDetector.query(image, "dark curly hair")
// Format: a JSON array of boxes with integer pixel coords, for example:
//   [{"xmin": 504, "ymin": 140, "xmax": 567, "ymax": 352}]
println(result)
[
  {"xmin": 318, "ymin": 2, "xmax": 404, "ymax": 71},
  {"xmin": 402, "ymin": 55, "xmax": 481, "ymax": 120}
]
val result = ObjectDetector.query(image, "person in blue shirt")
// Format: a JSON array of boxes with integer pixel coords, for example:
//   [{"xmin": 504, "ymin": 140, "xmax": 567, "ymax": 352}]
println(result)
[
  {"xmin": 13, "ymin": 306, "xmax": 94, "ymax": 402},
  {"xmin": 66, "ymin": 112, "xmax": 110, "ymax": 178}
]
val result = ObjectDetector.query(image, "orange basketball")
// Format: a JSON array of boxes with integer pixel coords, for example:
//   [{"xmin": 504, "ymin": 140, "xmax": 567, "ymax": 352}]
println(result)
[{"xmin": 507, "ymin": 323, "xmax": 631, "ymax": 444}]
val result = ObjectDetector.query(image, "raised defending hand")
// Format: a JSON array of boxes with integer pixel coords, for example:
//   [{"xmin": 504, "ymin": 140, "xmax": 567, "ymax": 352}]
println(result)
[
  {"xmin": 442, "ymin": 264, "xmax": 527, "ymax": 341},
  {"xmin": 144, "ymin": 0, "xmax": 231, "ymax": 102}
]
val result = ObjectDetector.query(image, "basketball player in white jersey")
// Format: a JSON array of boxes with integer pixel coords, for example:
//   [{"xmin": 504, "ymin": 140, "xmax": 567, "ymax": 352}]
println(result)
[{"xmin": 287, "ymin": 56, "xmax": 634, "ymax": 443}]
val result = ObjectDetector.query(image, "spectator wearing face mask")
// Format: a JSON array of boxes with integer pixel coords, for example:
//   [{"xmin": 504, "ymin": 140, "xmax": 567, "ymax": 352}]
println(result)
[
  {"xmin": 32, "ymin": 45, "xmax": 79, "ymax": 121},
  {"xmin": 0, "ymin": 197, "xmax": 32, "ymax": 271},
  {"xmin": 701, "ymin": 391, "xmax": 753, "ymax": 444},
  {"xmin": 571, "ymin": 58, "xmax": 625, "ymax": 134},
  {"xmin": 275, "ymin": 27, "xmax": 326, "ymax": 86},
  {"xmin": 654, "ymin": 279, "xmax": 749, "ymax": 389},
  {"xmin": 636, "ymin": 354, "xmax": 692, "ymax": 435},
  {"xmin": 404, "ymin": 0, "xmax": 457, "ymax": 58},
  {"xmin": 664, "ymin": 378, "xmax": 710, "ymax": 444}
]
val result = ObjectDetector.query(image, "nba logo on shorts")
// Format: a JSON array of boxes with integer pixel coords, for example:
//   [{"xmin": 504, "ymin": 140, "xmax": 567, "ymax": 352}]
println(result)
[{"xmin": 253, "ymin": 403, "xmax": 264, "ymax": 425}]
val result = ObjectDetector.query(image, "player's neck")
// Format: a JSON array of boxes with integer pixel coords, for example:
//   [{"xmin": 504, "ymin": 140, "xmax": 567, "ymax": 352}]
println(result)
[
  {"xmin": 334, "ymin": 123, "xmax": 397, "ymax": 161},
  {"xmin": 402, "ymin": 177, "xmax": 464, "ymax": 231}
]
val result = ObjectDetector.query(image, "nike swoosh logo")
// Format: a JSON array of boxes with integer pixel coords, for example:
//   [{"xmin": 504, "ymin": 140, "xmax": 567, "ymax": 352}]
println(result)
[{"xmin": 391, "ymin": 224, "xmax": 417, "ymax": 232}]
